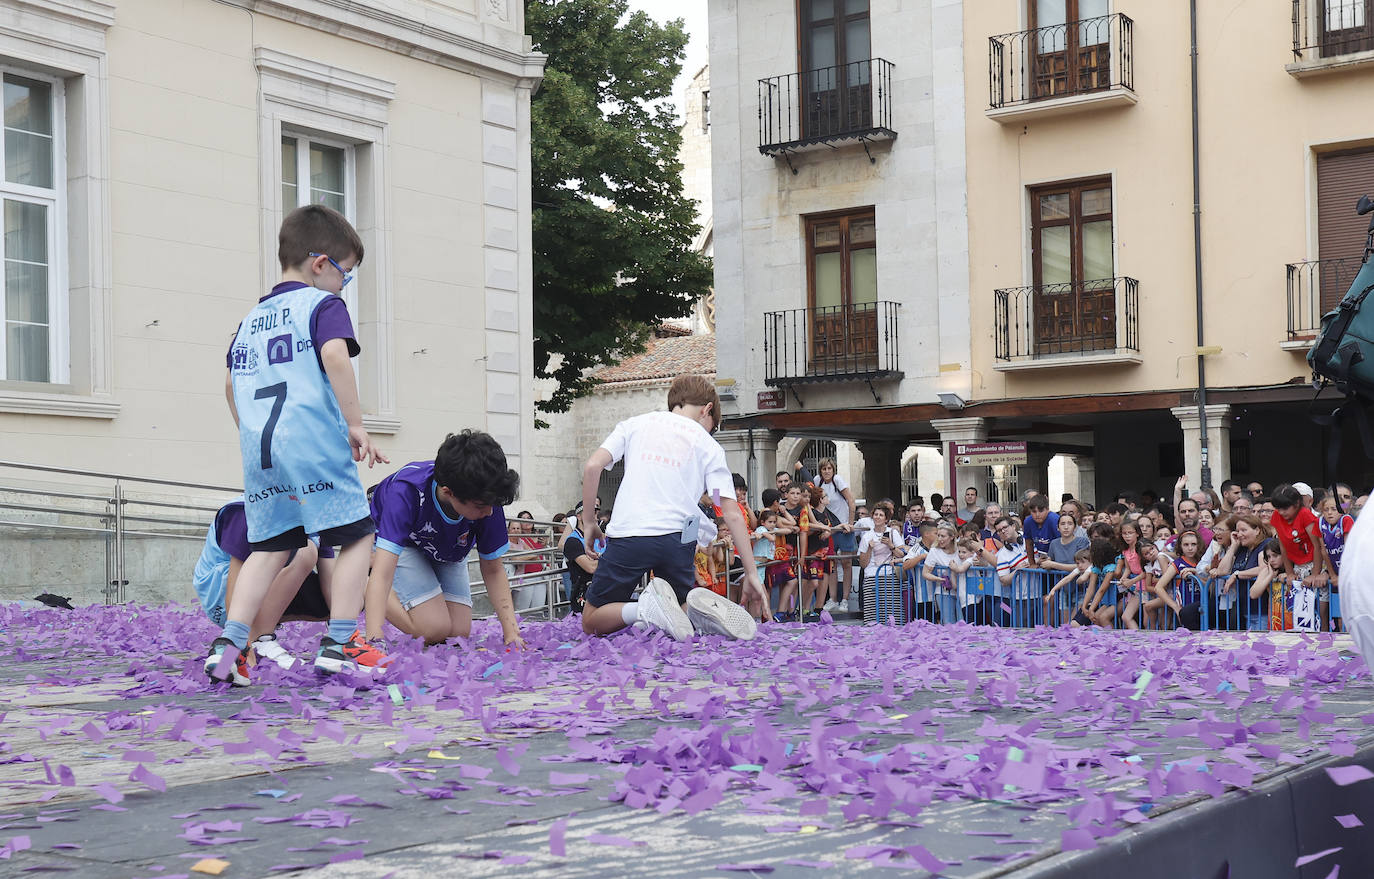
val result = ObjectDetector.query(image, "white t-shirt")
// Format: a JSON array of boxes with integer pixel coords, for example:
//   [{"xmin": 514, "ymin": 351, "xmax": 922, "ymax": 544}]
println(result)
[
  {"xmin": 924, "ymin": 545, "xmax": 974, "ymax": 606},
  {"xmin": 1340, "ymin": 510, "xmax": 1374, "ymax": 678},
  {"xmin": 858, "ymin": 526, "xmax": 905, "ymax": 574},
  {"xmin": 819, "ymin": 476, "xmax": 851, "ymax": 524},
  {"xmin": 996, "ymin": 541, "xmax": 1032, "ymax": 598},
  {"xmin": 600, "ymin": 410, "xmax": 734, "ymax": 539}
]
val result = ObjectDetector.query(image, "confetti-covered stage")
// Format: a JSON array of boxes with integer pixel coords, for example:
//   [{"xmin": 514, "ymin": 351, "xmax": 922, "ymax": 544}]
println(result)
[{"xmin": 0, "ymin": 605, "xmax": 1371, "ymax": 878}]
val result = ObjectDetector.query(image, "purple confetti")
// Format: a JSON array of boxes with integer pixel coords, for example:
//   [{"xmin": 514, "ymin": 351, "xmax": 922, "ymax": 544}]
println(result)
[
  {"xmin": 549, "ymin": 817, "xmax": 568, "ymax": 857},
  {"xmin": 1334, "ymin": 814, "xmax": 1363, "ymax": 829},
  {"xmin": 1296, "ymin": 847, "xmax": 1341, "ymax": 867},
  {"xmin": 1325, "ymin": 766, "xmax": 1373, "ymax": 786}
]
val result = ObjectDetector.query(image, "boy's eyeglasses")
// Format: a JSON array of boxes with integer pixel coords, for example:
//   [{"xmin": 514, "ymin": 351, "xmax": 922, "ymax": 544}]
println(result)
[{"xmin": 309, "ymin": 252, "xmax": 354, "ymax": 288}]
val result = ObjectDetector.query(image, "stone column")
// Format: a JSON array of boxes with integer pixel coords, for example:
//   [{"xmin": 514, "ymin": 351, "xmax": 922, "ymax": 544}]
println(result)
[
  {"xmin": 1073, "ymin": 456, "xmax": 1098, "ymax": 509},
  {"xmin": 1171, "ymin": 405, "xmax": 1233, "ymax": 491},
  {"xmin": 1019, "ymin": 449, "xmax": 1053, "ymax": 504},
  {"xmin": 716, "ymin": 429, "xmax": 785, "ymax": 508},
  {"xmin": 856, "ymin": 440, "xmax": 905, "ymax": 508},
  {"xmin": 931, "ymin": 417, "xmax": 989, "ymax": 511}
]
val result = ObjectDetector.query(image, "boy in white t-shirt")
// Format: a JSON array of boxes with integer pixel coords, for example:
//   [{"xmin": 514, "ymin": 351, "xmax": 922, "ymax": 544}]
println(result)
[{"xmin": 580, "ymin": 375, "xmax": 770, "ymax": 641}]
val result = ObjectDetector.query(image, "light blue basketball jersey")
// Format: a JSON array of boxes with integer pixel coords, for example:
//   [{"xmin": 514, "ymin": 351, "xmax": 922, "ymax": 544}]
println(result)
[{"xmin": 228, "ymin": 286, "xmax": 369, "ymax": 542}]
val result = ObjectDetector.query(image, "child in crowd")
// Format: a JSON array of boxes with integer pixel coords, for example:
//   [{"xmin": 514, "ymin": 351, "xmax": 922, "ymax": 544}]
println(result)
[
  {"xmin": 1045, "ymin": 548, "xmax": 1094, "ymax": 627},
  {"xmin": 193, "ymin": 498, "xmax": 335, "ymax": 680},
  {"xmin": 1021, "ymin": 494, "xmax": 1060, "ymax": 558},
  {"xmin": 803, "ymin": 484, "xmax": 839, "ymax": 621},
  {"xmin": 1043, "ymin": 512, "xmax": 1089, "ymax": 573},
  {"xmin": 1270, "ymin": 484, "xmax": 1333, "ymax": 630},
  {"xmin": 776, "ymin": 483, "xmax": 810, "ymax": 620},
  {"xmin": 1149, "ymin": 528, "xmax": 1203, "ymax": 628},
  {"xmin": 364, "ymin": 431, "xmax": 524, "ymax": 648},
  {"xmin": 579, "ymin": 374, "xmax": 767, "ymax": 641},
  {"xmin": 1114, "ymin": 519, "xmax": 1148, "ymax": 629},
  {"xmin": 1319, "ymin": 493, "xmax": 1354, "ymax": 632},
  {"xmin": 1082, "ymin": 536, "xmax": 1121, "ymax": 628},
  {"xmin": 208, "ymin": 205, "xmax": 389, "ymax": 685},
  {"xmin": 981, "ymin": 515, "xmax": 1029, "ymax": 626},
  {"xmin": 1252, "ymin": 538, "xmax": 1291, "ymax": 630},
  {"xmin": 759, "ymin": 488, "xmax": 798, "ymax": 615}
]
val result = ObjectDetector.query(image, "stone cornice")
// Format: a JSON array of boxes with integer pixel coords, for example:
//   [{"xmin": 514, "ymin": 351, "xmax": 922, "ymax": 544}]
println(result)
[{"xmin": 222, "ymin": 0, "xmax": 546, "ymax": 87}]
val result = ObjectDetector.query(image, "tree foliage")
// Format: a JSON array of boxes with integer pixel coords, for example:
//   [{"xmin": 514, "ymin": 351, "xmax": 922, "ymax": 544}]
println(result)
[{"xmin": 527, "ymin": 0, "xmax": 713, "ymax": 420}]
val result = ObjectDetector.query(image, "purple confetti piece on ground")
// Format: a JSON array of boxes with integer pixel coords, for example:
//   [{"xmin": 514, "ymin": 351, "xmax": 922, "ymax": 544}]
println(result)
[
  {"xmin": 1325, "ymin": 765, "xmax": 1373, "ymax": 786},
  {"xmin": 91, "ymin": 784, "xmax": 123, "ymax": 804},
  {"xmin": 1334, "ymin": 814, "xmax": 1363, "ymax": 829},
  {"xmin": 587, "ymin": 834, "xmax": 644, "ymax": 848},
  {"xmin": 549, "ymin": 817, "xmax": 568, "ymax": 857},
  {"xmin": 1296, "ymin": 848, "xmax": 1342, "ymax": 867},
  {"xmin": 129, "ymin": 764, "xmax": 166, "ymax": 792},
  {"xmin": 781, "ymin": 860, "xmax": 832, "ymax": 869}
]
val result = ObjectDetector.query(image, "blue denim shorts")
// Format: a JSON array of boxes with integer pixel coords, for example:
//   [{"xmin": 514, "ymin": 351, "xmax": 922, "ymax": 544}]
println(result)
[{"xmin": 390, "ymin": 545, "xmax": 472, "ymax": 610}]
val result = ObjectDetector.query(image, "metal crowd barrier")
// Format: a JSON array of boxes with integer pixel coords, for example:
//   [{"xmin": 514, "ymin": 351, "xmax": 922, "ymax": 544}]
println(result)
[{"xmin": 859, "ymin": 563, "xmax": 1331, "ymax": 633}]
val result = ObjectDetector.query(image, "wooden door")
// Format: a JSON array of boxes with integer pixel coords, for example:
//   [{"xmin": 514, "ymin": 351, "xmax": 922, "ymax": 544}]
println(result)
[
  {"xmin": 807, "ymin": 212, "xmax": 878, "ymax": 374},
  {"xmin": 801, "ymin": 0, "xmax": 871, "ymax": 138},
  {"xmin": 1320, "ymin": 0, "xmax": 1374, "ymax": 56},
  {"xmin": 1031, "ymin": 181, "xmax": 1115, "ymax": 355},
  {"xmin": 1317, "ymin": 147, "xmax": 1374, "ymax": 312},
  {"xmin": 1031, "ymin": 0, "xmax": 1110, "ymax": 100}
]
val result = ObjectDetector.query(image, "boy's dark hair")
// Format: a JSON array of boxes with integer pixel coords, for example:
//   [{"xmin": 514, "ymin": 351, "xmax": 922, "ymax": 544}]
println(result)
[
  {"xmin": 1105, "ymin": 502, "xmax": 1128, "ymax": 517},
  {"xmin": 667, "ymin": 374, "xmax": 721, "ymax": 431},
  {"xmin": 433, "ymin": 430, "xmax": 519, "ymax": 506},
  {"xmin": 761, "ymin": 488, "xmax": 781, "ymax": 507},
  {"xmin": 1220, "ymin": 479, "xmax": 1240, "ymax": 493},
  {"xmin": 918, "ymin": 520, "xmax": 937, "ymax": 532},
  {"xmin": 1026, "ymin": 493, "xmax": 1050, "ymax": 512},
  {"xmin": 1089, "ymin": 522, "xmax": 1119, "ymax": 547},
  {"xmin": 279, "ymin": 204, "xmax": 364, "ymax": 270},
  {"xmin": 1271, "ymin": 484, "xmax": 1302, "ymax": 511},
  {"xmin": 732, "ymin": 473, "xmax": 748, "ymax": 490},
  {"xmin": 759, "ymin": 507, "xmax": 778, "ymax": 521},
  {"xmin": 910, "ymin": 498, "xmax": 925, "ymax": 509},
  {"xmin": 1074, "ymin": 548, "xmax": 1092, "ymax": 563},
  {"xmin": 1261, "ymin": 537, "xmax": 1283, "ymax": 557}
]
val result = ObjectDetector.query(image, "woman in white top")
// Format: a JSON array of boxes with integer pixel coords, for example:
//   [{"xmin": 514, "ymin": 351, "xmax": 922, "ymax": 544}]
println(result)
[
  {"xmin": 922, "ymin": 520, "xmax": 972, "ymax": 623},
  {"xmin": 857, "ymin": 503, "xmax": 905, "ymax": 577}
]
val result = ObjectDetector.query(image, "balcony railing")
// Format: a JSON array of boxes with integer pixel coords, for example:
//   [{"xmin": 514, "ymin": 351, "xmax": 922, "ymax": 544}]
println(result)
[
  {"xmin": 1292, "ymin": 0, "xmax": 1374, "ymax": 59},
  {"xmin": 764, "ymin": 301, "xmax": 902, "ymax": 385},
  {"xmin": 994, "ymin": 278, "xmax": 1138, "ymax": 361},
  {"xmin": 758, "ymin": 58, "xmax": 895, "ymax": 157},
  {"xmin": 1287, "ymin": 258, "xmax": 1361, "ymax": 338},
  {"xmin": 988, "ymin": 13, "xmax": 1133, "ymax": 109}
]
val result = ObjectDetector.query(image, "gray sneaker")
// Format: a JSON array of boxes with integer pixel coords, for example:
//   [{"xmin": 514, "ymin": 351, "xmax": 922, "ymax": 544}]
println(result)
[
  {"xmin": 636, "ymin": 578, "xmax": 693, "ymax": 641},
  {"xmin": 686, "ymin": 587, "xmax": 758, "ymax": 641}
]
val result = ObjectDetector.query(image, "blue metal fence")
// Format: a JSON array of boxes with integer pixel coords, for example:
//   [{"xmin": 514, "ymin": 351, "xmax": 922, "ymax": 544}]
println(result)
[{"xmin": 862, "ymin": 564, "xmax": 1313, "ymax": 633}]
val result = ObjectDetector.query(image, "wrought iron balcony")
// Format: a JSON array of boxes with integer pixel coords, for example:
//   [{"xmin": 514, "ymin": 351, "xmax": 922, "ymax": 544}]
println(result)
[
  {"xmin": 1287, "ymin": 258, "xmax": 1360, "ymax": 339},
  {"xmin": 758, "ymin": 58, "xmax": 896, "ymax": 158},
  {"xmin": 1292, "ymin": 0, "xmax": 1374, "ymax": 60},
  {"xmin": 988, "ymin": 13, "xmax": 1134, "ymax": 111},
  {"xmin": 763, "ymin": 301, "xmax": 902, "ymax": 386},
  {"xmin": 994, "ymin": 278, "xmax": 1139, "ymax": 362}
]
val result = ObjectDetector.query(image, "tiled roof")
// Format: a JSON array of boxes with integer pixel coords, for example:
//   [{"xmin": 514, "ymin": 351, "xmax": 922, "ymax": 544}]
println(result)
[{"xmin": 593, "ymin": 333, "xmax": 716, "ymax": 385}]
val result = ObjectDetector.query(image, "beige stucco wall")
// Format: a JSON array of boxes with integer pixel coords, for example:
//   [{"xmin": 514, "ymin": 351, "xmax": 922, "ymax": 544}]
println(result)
[
  {"xmin": 963, "ymin": 1, "xmax": 1369, "ymax": 402},
  {"xmin": 0, "ymin": 0, "xmax": 542, "ymax": 505}
]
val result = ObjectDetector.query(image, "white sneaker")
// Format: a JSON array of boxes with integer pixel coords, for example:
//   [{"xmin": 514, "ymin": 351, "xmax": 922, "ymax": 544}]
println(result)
[
  {"xmin": 686, "ymin": 588, "xmax": 758, "ymax": 641},
  {"xmin": 252, "ymin": 634, "xmax": 297, "ymax": 671},
  {"xmin": 822, "ymin": 600, "xmax": 841, "ymax": 614},
  {"xmin": 635, "ymin": 578, "xmax": 693, "ymax": 641}
]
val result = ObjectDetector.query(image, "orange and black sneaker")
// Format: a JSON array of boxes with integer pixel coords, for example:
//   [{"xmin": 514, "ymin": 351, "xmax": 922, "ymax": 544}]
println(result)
[
  {"xmin": 314, "ymin": 630, "xmax": 389, "ymax": 675},
  {"xmin": 203, "ymin": 637, "xmax": 250, "ymax": 687}
]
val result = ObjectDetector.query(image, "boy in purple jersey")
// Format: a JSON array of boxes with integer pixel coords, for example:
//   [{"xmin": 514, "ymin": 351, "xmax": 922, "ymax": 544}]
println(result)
[{"xmin": 363, "ymin": 431, "xmax": 525, "ymax": 648}]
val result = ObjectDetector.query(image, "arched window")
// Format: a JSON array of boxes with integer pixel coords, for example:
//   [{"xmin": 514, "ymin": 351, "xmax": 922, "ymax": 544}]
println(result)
[{"xmin": 801, "ymin": 439, "xmax": 837, "ymax": 477}]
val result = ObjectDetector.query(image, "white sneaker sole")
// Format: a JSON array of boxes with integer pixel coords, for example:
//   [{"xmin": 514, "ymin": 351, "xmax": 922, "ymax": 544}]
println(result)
[
  {"xmin": 686, "ymin": 588, "xmax": 758, "ymax": 641},
  {"xmin": 313, "ymin": 656, "xmax": 382, "ymax": 675},
  {"xmin": 253, "ymin": 644, "xmax": 298, "ymax": 671},
  {"xmin": 637, "ymin": 578, "xmax": 693, "ymax": 641}
]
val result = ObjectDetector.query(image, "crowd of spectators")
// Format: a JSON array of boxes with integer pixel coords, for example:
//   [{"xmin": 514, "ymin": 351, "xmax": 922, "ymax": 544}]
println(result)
[{"xmin": 499, "ymin": 466, "xmax": 1362, "ymax": 635}]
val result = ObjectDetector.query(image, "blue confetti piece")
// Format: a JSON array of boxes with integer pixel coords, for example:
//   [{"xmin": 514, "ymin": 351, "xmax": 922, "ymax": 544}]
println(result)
[
  {"xmin": 483, "ymin": 661, "xmax": 504, "ymax": 678},
  {"xmin": 256, "ymin": 789, "xmax": 287, "ymax": 798},
  {"xmin": 1217, "ymin": 682, "xmax": 1234, "ymax": 693}
]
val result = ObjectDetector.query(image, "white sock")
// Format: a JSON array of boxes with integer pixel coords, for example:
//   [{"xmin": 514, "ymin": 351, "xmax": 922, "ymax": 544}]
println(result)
[{"xmin": 621, "ymin": 603, "xmax": 640, "ymax": 626}]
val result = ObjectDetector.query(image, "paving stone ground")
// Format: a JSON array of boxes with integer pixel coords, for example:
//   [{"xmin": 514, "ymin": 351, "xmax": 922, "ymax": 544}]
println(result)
[{"xmin": 0, "ymin": 605, "xmax": 1371, "ymax": 878}]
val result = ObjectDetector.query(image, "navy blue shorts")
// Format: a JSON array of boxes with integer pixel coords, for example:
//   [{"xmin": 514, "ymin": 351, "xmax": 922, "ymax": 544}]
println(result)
[{"xmin": 584, "ymin": 534, "xmax": 696, "ymax": 608}]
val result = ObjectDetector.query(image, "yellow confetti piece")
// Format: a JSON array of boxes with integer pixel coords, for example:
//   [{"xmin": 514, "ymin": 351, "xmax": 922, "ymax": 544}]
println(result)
[
  {"xmin": 800, "ymin": 825, "xmax": 819, "ymax": 833},
  {"xmin": 383, "ymin": 741, "xmax": 396, "ymax": 748},
  {"xmin": 427, "ymin": 750, "xmax": 461, "ymax": 760},
  {"xmin": 889, "ymin": 714, "xmax": 909, "ymax": 720},
  {"xmin": 191, "ymin": 858, "xmax": 230, "ymax": 875}
]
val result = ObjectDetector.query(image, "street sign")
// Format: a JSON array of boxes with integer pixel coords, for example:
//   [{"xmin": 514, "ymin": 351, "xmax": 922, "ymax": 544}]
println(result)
[
  {"xmin": 757, "ymin": 390, "xmax": 785, "ymax": 411},
  {"xmin": 951, "ymin": 440, "xmax": 1027, "ymax": 466}
]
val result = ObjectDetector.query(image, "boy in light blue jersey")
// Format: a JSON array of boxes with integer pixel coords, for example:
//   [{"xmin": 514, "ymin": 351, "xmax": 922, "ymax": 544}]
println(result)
[{"xmin": 206, "ymin": 205, "xmax": 389, "ymax": 685}]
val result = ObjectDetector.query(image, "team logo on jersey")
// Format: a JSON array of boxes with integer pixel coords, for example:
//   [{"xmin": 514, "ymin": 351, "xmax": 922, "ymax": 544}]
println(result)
[
  {"xmin": 419, "ymin": 522, "xmax": 437, "ymax": 535},
  {"xmin": 267, "ymin": 334, "xmax": 294, "ymax": 365},
  {"xmin": 230, "ymin": 343, "xmax": 259, "ymax": 375}
]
